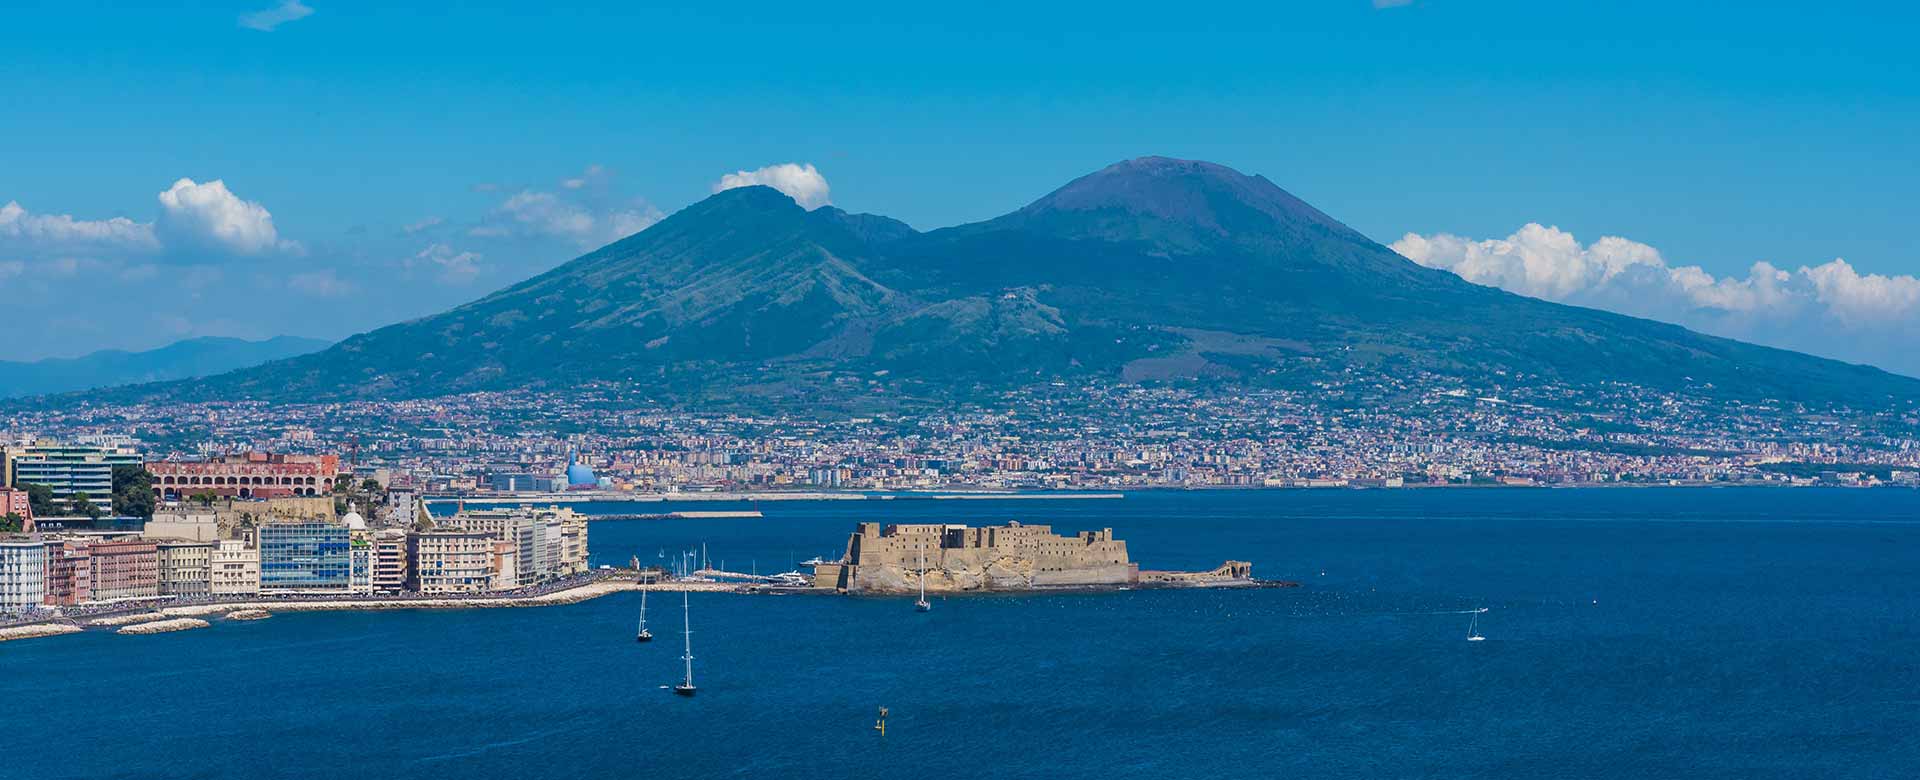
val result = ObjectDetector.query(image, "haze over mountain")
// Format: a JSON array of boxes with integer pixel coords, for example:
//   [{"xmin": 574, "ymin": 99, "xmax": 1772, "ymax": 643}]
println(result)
[
  {"xmin": 0, "ymin": 336, "xmax": 329, "ymax": 400},
  {"xmin": 59, "ymin": 158, "xmax": 1918, "ymax": 408}
]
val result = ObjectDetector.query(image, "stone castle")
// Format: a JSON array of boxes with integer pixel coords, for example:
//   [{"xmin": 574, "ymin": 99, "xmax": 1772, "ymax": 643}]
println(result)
[{"xmin": 811, "ymin": 521, "xmax": 1252, "ymax": 593}]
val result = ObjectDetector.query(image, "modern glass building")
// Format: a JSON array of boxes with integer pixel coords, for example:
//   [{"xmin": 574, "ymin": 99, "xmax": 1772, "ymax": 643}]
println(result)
[{"xmin": 258, "ymin": 521, "xmax": 351, "ymax": 593}]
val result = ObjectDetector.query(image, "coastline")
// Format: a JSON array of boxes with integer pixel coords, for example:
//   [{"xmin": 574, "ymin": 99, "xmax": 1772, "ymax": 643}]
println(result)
[{"xmin": 0, "ymin": 579, "xmax": 741, "ymax": 644}]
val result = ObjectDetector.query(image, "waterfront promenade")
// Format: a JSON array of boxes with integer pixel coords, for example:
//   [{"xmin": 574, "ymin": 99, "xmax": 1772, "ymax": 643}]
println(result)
[{"xmin": 0, "ymin": 573, "xmax": 746, "ymax": 644}]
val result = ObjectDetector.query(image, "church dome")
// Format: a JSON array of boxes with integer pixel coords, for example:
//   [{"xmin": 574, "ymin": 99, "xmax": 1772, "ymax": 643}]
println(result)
[{"xmin": 342, "ymin": 503, "xmax": 368, "ymax": 531}]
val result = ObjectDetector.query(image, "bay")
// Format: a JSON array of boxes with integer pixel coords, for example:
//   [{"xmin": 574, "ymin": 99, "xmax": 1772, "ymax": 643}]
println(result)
[{"xmin": 5, "ymin": 488, "xmax": 1919, "ymax": 779}]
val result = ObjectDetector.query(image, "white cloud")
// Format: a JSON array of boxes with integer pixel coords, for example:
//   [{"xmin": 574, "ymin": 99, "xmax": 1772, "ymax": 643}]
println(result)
[
  {"xmin": 1801, "ymin": 259, "xmax": 1920, "ymax": 326},
  {"xmin": 1373, "ymin": 0, "xmax": 1415, "ymax": 7},
  {"xmin": 156, "ymin": 178, "xmax": 293, "ymax": 255},
  {"xmin": 239, "ymin": 1, "xmax": 314, "ymax": 32},
  {"xmin": 561, "ymin": 164, "xmax": 606, "ymax": 190},
  {"xmin": 408, "ymin": 243, "xmax": 483, "ymax": 284},
  {"xmin": 713, "ymin": 162, "xmax": 831, "ymax": 209},
  {"xmin": 288, "ymin": 268, "xmax": 351, "ymax": 297},
  {"xmin": 474, "ymin": 189, "xmax": 662, "ymax": 247},
  {"xmin": 1392, "ymin": 224, "xmax": 1920, "ymax": 374},
  {"xmin": 402, "ymin": 216, "xmax": 444, "ymax": 235},
  {"xmin": 0, "ymin": 200, "xmax": 158, "ymax": 251}
]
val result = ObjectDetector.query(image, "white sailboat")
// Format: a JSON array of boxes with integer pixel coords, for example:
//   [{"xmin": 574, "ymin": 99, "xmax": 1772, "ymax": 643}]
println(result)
[
  {"xmin": 914, "ymin": 548, "xmax": 932, "ymax": 612},
  {"xmin": 635, "ymin": 586, "xmax": 652, "ymax": 643},
  {"xmin": 673, "ymin": 591, "xmax": 697, "ymax": 696},
  {"xmin": 1467, "ymin": 607, "xmax": 1487, "ymax": 642}
]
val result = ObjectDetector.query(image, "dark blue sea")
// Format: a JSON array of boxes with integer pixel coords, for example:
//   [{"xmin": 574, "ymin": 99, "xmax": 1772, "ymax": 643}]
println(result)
[{"xmin": 7, "ymin": 488, "xmax": 1920, "ymax": 779}]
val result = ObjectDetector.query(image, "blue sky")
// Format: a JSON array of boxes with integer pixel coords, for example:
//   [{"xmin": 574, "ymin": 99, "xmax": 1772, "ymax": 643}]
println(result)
[{"xmin": 3, "ymin": 1, "xmax": 1918, "ymax": 372}]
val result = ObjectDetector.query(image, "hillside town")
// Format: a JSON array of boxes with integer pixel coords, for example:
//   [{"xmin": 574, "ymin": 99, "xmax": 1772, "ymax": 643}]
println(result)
[{"xmin": 5, "ymin": 372, "xmax": 1920, "ymax": 499}]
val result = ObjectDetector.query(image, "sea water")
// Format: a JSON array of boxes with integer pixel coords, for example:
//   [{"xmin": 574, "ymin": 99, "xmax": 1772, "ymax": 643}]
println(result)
[{"xmin": 5, "ymin": 488, "xmax": 1919, "ymax": 779}]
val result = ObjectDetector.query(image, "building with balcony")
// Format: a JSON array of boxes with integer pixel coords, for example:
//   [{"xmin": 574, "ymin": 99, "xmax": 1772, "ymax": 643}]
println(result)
[
  {"xmin": 87, "ymin": 540, "xmax": 160, "ymax": 602},
  {"xmin": 42, "ymin": 541, "xmax": 91, "ymax": 605},
  {"xmin": 371, "ymin": 530, "xmax": 409, "ymax": 593},
  {"xmin": 210, "ymin": 540, "xmax": 260, "ymax": 597},
  {"xmin": 407, "ymin": 531, "xmax": 494, "ymax": 594},
  {"xmin": 0, "ymin": 540, "xmax": 47, "ymax": 613},
  {"xmin": 156, "ymin": 541, "xmax": 214, "ymax": 597}
]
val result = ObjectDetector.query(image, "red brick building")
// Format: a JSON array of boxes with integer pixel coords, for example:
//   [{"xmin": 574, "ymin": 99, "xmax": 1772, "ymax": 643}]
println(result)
[
  {"xmin": 149, "ymin": 453, "xmax": 342, "ymax": 499},
  {"xmin": 42, "ymin": 541, "xmax": 92, "ymax": 606},
  {"xmin": 0, "ymin": 488, "xmax": 30, "ymax": 532},
  {"xmin": 86, "ymin": 540, "xmax": 159, "ymax": 601}
]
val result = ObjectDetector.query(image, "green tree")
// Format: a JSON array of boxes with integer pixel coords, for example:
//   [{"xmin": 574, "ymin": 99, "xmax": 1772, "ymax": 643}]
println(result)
[
  {"xmin": 0, "ymin": 513, "xmax": 21, "ymax": 533},
  {"xmin": 20, "ymin": 482, "xmax": 57, "ymax": 517},
  {"xmin": 111, "ymin": 464, "xmax": 157, "ymax": 519},
  {"xmin": 189, "ymin": 491, "xmax": 218, "ymax": 507},
  {"xmin": 361, "ymin": 478, "xmax": 382, "ymax": 493},
  {"xmin": 70, "ymin": 491, "xmax": 102, "ymax": 520}
]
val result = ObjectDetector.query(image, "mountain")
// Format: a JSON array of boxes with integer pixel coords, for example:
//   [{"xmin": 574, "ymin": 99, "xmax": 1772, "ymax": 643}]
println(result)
[
  {"xmin": 55, "ymin": 157, "xmax": 1919, "ymax": 407},
  {"xmin": 0, "ymin": 336, "xmax": 330, "ymax": 399}
]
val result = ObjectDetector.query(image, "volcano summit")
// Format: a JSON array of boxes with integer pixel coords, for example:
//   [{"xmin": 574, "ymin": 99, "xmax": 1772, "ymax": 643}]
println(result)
[{"xmin": 73, "ymin": 157, "xmax": 1918, "ymax": 408}]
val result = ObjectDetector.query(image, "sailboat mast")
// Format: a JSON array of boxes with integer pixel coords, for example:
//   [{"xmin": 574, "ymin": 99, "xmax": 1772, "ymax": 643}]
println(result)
[{"xmin": 681, "ymin": 591, "xmax": 694, "ymax": 686}]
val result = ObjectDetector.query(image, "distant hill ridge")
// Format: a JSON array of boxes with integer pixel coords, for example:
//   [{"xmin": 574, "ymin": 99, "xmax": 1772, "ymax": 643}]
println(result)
[
  {"xmin": 0, "ymin": 336, "xmax": 330, "ymax": 399},
  {"xmin": 39, "ymin": 157, "xmax": 1920, "ymax": 407}
]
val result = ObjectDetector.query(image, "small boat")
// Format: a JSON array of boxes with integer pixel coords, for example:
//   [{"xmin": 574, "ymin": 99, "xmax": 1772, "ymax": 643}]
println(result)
[
  {"xmin": 914, "ymin": 549, "xmax": 932, "ymax": 612},
  {"xmin": 635, "ymin": 586, "xmax": 652, "ymax": 643},
  {"xmin": 1467, "ymin": 607, "xmax": 1487, "ymax": 642},
  {"xmin": 673, "ymin": 591, "xmax": 697, "ymax": 696}
]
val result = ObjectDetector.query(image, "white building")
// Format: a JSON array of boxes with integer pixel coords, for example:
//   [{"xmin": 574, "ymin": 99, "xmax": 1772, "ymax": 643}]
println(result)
[
  {"xmin": 0, "ymin": 540, "xmax": 47, "ymax": 612},
  {"xmin": 210, "ymin": 540, "xmax": 260, "ymax": 597}
]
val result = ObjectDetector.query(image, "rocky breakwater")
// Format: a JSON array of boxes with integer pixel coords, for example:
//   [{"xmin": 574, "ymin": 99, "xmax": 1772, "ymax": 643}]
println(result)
[
  {"xmin": 118, "ymin": 618, "xmax": 211, "ymax": 635},
  {"xmin": 0, "ymin": 623, "xmax": 84, "ymax": 643}
]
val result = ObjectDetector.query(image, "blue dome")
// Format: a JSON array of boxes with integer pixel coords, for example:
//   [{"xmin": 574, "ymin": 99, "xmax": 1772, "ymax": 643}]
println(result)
[{"xmin": 566, "ymin": 461, "xmax": 597, "ymax": 486}]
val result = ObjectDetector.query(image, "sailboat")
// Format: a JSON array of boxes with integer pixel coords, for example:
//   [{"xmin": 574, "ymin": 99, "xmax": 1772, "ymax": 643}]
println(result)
[
  {"xmin": 914, "ymin": 549, "xmax": 932, "ymax": 612},
  {"xmin": 1466, "ymin": 607, "xmax": 1487, "ymax": 642},
  {"xmin": 673, "ymin": 591, "xmax": 697, "ymax": 696},
  {"xmin": 635, "ymin": 586, "xmax": 653, "ymax": 643}
]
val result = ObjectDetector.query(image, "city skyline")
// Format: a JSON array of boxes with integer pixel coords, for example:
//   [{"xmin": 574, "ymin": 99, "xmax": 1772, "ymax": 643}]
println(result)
[{"xmin": 4, "ymin": 1, "xmax": 1919, "ymax": 374}]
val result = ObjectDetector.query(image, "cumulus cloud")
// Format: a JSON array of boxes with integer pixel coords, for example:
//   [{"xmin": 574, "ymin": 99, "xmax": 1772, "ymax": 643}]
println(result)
[
  {"xmin": 713, "ymin": 163, "xmax": 831, "ymax": 209},
  {"xmin": 239, "ymin": 1, "xmax": 314, "ymax": 32},
  {"xmin": 0, "ymin": 200, "xmax": 159, "ymax": 251},
  {"xmin": 157, "ymin": 178, "xmax": 296, "ymax": 254},
  {"xmin": 1392, "ymin": 224, "xmax": 1920, "ymax": 374}
]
